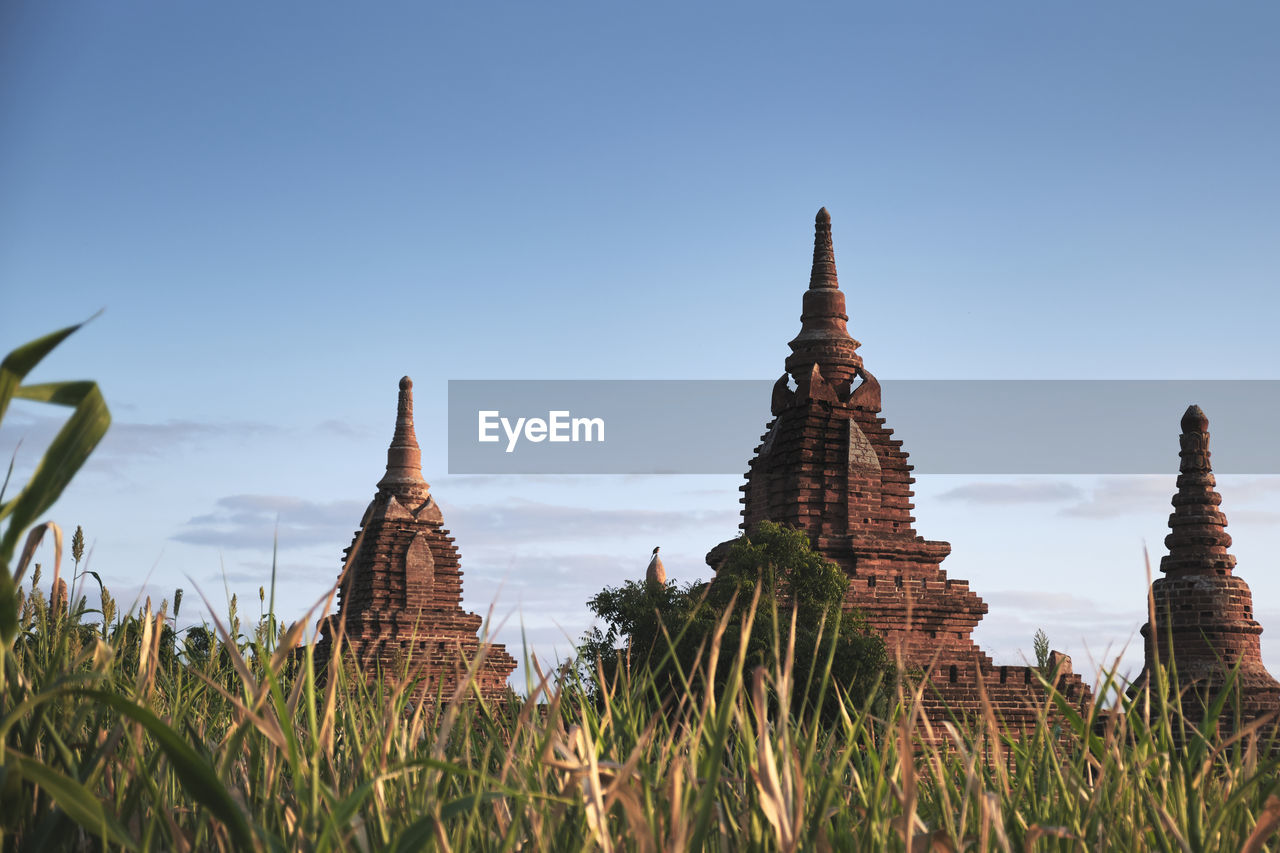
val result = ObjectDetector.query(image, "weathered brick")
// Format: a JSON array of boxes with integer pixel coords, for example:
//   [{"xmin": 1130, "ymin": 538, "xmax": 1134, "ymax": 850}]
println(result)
[
  {"xmin": 706, "ymin": 209, "xmax": 1093, "ymax": 737},
  {"xmin": 313, "ymin": 377, "xmax": 516, "ymax": 702},
  {"xmin": 1135, "ymin": 406, "xmax": 1280, "ymax": 730}
]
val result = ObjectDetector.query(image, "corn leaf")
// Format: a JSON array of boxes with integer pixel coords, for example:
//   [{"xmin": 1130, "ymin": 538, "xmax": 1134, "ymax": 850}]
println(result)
[
  {"xmin": 83, "ymin": 689, "xmax": 257, "ymax": 851},
  {"xmin": 0, "ymin": 320, "xmax": 110, "ymax": 644},
  {"xmin": 5, "ymin": 747, "xmax": 137, "ymax": 850}
]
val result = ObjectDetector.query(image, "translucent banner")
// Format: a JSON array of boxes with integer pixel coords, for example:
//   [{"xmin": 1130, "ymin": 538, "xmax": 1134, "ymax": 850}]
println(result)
[{"xmin": 447, "ymin": 380, "xmax": 1280, "ymax": 475}]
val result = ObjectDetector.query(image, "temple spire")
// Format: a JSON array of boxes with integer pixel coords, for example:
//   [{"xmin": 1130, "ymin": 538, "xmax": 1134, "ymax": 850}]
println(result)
[
  {"xmin": 1161, "ymin": 404, "xmax": 1234, "ymax": 576},
  {"xmin": 786, "ymin": 208, "xmax": 862, "ymax": 386},
  {"xmin": 809, "ymin": 207, "xmax": 839, "ymax": 289},
  {"xmin": 377, "ymin": 376, "xmax": 430, "ymax": 495}
]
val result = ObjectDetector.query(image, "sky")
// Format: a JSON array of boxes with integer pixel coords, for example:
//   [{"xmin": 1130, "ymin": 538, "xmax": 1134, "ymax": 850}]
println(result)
[{"xmin": 3, "ymin": 3, "xmax": 1280, "ymax": 690}]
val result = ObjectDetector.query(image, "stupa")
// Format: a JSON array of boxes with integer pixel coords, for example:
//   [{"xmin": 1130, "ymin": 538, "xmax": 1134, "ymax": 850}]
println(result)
[
  {"xmin": 708, "ymin": 209, "xmax": 1092, "ymax": 730},
  {"xmin": 313, "ymin": 377, "xmax": 516, "ymax": 701},
  {"xmin": 1136, "ymin": 405, "xmax": 1280, "ymax": 728}
]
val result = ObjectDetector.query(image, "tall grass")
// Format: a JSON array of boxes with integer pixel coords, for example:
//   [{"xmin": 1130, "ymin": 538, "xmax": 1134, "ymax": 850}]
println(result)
[
  {"xmin": 4, "ymin": 326, "xmax": 1280, "ymax": 850},
  {"xmin": 4, "ymin": 568, "xmax": 1280, "ymax": 851}
]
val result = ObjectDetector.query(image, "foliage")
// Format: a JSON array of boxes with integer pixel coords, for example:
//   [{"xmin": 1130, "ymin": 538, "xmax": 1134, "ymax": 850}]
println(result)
[
  {"xmin": 0, "ymin": 319, "xmax": 111, "ymax": 645},
  {"xmin": 4, "ymin": 564, "xmax": 1280, "ymax": 850},
  {"xmin": 1033, "ymin": 628, "xmax": 1051, "ymax": 672},
  {"xmin": 577, "ymin": 573, "xmax": 698, "ymax": 699},
  {"xmin": 580, "ymin": 522, "xmax": 891, "ymax": 719}
]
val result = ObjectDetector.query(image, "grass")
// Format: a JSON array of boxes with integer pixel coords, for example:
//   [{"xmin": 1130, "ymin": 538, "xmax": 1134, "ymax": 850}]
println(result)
[
  {"xmin": 3, "ymin": 325, "xmax": 1280, "ymax": 850},
  {"xmin": 3, "ymin": 555, "xmax": 1280, "ymax": 852}
]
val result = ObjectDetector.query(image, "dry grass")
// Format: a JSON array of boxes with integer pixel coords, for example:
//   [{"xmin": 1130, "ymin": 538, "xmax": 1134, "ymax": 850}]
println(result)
[{"xmin": 3, "ymin": 541, "xmax": 1279, "ymax": 851}]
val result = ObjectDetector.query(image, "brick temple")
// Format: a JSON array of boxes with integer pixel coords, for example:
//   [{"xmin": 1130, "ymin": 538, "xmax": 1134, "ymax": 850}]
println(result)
[
  {"xmin": 707, "ymin": 208, "xmax": 1092, "ymax": 731},
  {"xmin": 1136, "ymin": 405, "xmax": 1280, "ymax": 728},
  {"xmin": 313, "ymin": 377, "xmax": 515, "ymax": 701}
]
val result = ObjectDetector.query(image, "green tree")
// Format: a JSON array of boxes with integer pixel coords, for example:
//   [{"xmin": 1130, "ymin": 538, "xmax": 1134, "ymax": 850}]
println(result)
[{"xmin": 580, "ymin": 521, "xmax": 889, "ymax": 718}]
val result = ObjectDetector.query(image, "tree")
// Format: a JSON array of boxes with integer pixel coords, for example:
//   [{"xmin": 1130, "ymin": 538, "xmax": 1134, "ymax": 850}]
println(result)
[
  {"xmin": 579, "ymin": 521, "xmax": 889, "ymax": 717},
  {"xmin": 1033, "ymin": 628, "xmax": 1050, "ymax": 672},
  {"xmin": 578, "ymin": 575, "xmax": 697, "ymax": 700}
]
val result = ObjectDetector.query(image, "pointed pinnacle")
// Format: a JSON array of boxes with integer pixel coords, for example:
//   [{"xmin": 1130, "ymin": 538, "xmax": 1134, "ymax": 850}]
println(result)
[
  {"xmin": 1177, "ymin": 404, "xmax": 1213, "ymax": 477},
  {"xmin": 377, "ymin": 375, "xmax": 428, "ymax": 493},
  {"xmin": 809, "ymin": 207, "xmax": 839, "ymax": 289},
  {"xmin": 1162, "ymin": 403, "xmax": 1233, "ymax": 575},
  {"xmin": 1181, "ymin": 404, "xmax": 1209, "ymax": 435}
]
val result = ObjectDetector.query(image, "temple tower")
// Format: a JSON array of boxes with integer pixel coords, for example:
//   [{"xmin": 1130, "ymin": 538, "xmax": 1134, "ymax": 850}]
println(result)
[
  {"xmin": 314, "ymin": 377, "xmax": 515, "ymax": 701},
  {"xmin": 1137, "ymin": 405, "xmax": 1280, "ymax": 727},
  {"xmin": 709, "ymin": 209, "xmax": 1091, "ymax": 730}
]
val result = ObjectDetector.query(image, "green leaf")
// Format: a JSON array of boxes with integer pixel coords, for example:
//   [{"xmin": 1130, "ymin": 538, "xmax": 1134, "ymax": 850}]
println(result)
[
  {"xmin": 5, "ymin": 747, "xmax": 137, "ymax": 850},
  {"xmin": 0, "ymin": 322, "xmax": 85, "ymax": 422},
  {"xmin": 0, "ymin": 320, "xmax": 111, "ymax": 644},
  {"xmin": 0, "ymin": 380, "xmax": 110, "ymax": 561},
  {"xmin": 82, "ymin": 689, "xmax": 257, "ymax": 851},
  {"xmin": 386, "ymin": 813, "xmax": 438, "ymax": 853},
  {"xmin": 384, "ymin": 795, "xmax": 503, "ymax": 853}
]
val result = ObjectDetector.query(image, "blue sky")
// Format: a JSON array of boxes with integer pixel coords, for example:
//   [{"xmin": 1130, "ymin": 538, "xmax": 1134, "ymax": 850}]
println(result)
[{"xmin": 4, "ymin": 3, "xmax": 1280, "ymax": 687}]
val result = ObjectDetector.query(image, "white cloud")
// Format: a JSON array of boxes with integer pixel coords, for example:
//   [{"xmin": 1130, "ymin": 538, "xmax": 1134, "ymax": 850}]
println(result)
[
  {"xmin": 0, "ymin": 405, "xmax": 278, "ymax": 476},
  {"xmin": 443, "ymin": 497, "xmax": 740, "ymax": 544},
  {"xmin": 938, "ymin": 480, "xmax": 1083, "ymax": 505},
  {"xmin": 1058, "ymin": 476, "xmax": 1176, "ymax": 519},
  {"xmin": 172, "ymin": 494, "xmax": 366, "ymax": 550}
]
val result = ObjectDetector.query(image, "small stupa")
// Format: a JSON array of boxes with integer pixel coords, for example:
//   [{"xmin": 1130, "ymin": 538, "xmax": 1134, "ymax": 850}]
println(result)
[
  {"xmin": 646, "ymin": 547, "xmax": 666, "ymax": 585},
  {"xmin": 1137, "ymin": 405, "xmax": 1280, "ymax": 728},
  {"xmin": 313, "ymin": 377, "xmax": 515, "ymax": 701}
]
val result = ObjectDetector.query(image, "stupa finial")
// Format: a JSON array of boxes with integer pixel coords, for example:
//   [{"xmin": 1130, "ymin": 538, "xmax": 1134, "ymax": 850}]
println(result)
[
  {"xmin": 809, "ymin": 207, "xmax": 839, "ymax": 289},
  {"xmin": 1181, "ymin": 403, "xmax": 1209, "ymax": 437},
  {"xmin": 786, "ymin": 208, "xmax": 862, "ymax": 385},
  {"xmin": 1161, "ymin": 404, "xmax": 1233, "ymax": 576},
  {"xmin": 377, "ymin": 375, "xmax": 429, "ymax": 495}
]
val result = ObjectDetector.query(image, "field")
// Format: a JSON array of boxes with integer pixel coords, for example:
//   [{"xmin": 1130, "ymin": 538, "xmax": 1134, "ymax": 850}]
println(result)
[
  {"xmin": 3, "ymin": 563, "xmax": 1280, "ymax": 851},
  {"xmin": 5, "ymin": 328, "xmax": 1280, "ymax": 851}
]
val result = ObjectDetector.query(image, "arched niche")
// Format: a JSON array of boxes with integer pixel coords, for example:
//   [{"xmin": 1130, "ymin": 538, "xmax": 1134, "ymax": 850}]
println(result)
[{"xmin": 404, "ymin": 531, "xmax": 435, "ymax": 605}]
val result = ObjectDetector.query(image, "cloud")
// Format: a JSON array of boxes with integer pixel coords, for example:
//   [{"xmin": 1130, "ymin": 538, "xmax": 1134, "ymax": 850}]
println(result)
[
  {"xmin": 0, "ymin": 405, "xmax": 277, "ymax": 475},
  {"xmin": 982, "ymin": 590, "xmax": 1139, "ymax": 623},
  {"xmin": 202, "ymin": 561, "xmax": 323, "ymax": 585},
  {"xmin": 173, "ymin": 494, "xmax": 366, "ymax": 551},
  {"xmin": 108, "ymin": 420, "xmax": 270, "ymax": 451},
  {"xmin": 1230, "ymin": 510, "xmax": 1280, "ymax": 526},
  {"xmin": 1059, "ymin": 476, "xmax": 1179, "ymax": 519},
  {"xmin": 938, "ymin": 480, "xmax": 1083, "ymax": 505},
  {"xmin": 1048, "ymin": 475, "xmax": 1280, "ymax": 521},
  {"xmin": 466, "ymin": 551, "xmax": 633, "ymax": 583},
  {"xmin": 435, "ymin": 474, "xmax": 731, "ymax": 491},
  {"xmin": 316, "ymin": 419, "xmax": 370, "ymax": 440},
  {"xmin": 444, "ymin": 498, "xmax": 740, "ymax": 543},
  {"xmin": 935, "ymin": 475, "xmax": 1280, "ymax": 521},
  {"xmin": 975, "ymin": 589, "xmax": 1148, "ymax": 677},
  {"xmin": 436, "ymin": 475, "xmax": 635, "ymax": 491},
  {"xmin": 1213, "ymin": 476, "xmax": 1280, "ymax": 502}
]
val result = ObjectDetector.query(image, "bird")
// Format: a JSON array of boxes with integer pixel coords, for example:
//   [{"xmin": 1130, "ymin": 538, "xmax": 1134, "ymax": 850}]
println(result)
[{"xmin": 646, "ymin": 546, "xmax": 666, "ymax": 586}]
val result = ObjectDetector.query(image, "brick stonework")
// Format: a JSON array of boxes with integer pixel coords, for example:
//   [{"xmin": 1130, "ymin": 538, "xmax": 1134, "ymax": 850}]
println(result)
[
  {"xmin": 1136, "ymin": 405, "xmax": 1280, "ymax": 728},
  {"xmin": 313, "ymin": 377, "xmax": 515, "ymax": 701},
  {"xmin": 707, "ymin": 209, "xmax": 1092, "ymax": 733}
]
